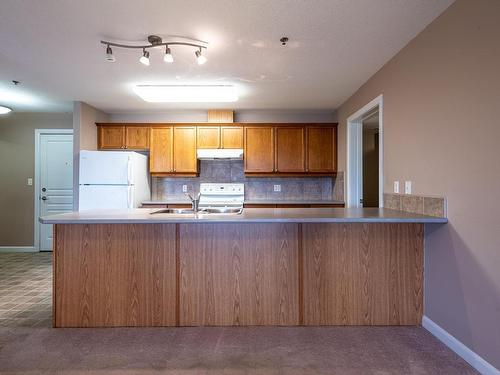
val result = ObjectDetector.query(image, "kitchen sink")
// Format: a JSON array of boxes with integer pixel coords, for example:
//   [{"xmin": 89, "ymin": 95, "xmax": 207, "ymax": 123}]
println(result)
[
  {"xmin": 150, "ymin": 208, "xmax": 198, "ymax": 214},
  {"xmin": 150, "ymin": 207, "xmax": 243, "ymax": 215},
  {"xmin": 201, "ymin": 207, "xmax": 243, "ymax": 214}
]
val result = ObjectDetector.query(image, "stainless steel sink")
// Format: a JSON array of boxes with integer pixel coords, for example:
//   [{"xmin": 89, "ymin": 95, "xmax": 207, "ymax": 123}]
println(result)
[
  {"xmin": 150, "ymin": 208, "xmax": 198, "ymax": 214},
  {"xmin": 150, "ymin": 207, "xmax": 243, "ymax": 215},
  {"xmin": 201, "ymin": 207, "xmax": 243, "ymax": 214}
]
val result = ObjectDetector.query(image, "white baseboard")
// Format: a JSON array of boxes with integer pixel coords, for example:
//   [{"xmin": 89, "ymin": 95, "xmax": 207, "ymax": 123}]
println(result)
[
  {"xmin": 422, "ymin": 316, "xmax": 499, "ymax": 375},
  {"xmin": 0, "ymin": 246, "xmax": 37, "ymax": 253}
]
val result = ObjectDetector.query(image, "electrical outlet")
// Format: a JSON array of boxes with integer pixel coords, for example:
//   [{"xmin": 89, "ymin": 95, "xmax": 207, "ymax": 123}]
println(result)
[
  {"xmin": 27, "ymin": 178, "xmax": 33, "ymax": 186},
  {"xmin": 182, "ymin": 185, "xmax": 188, "ymax": 193},
  {"xmin": 273, "ymin": 184, "xmax": 281, "ymax": 192},
  {"xmin": 405, "ymin": 181, "xmax": 412, "ymax": 194},
  {"xmin": 393, "ymin": 181, "xmax": 399, "ymax": 194}
]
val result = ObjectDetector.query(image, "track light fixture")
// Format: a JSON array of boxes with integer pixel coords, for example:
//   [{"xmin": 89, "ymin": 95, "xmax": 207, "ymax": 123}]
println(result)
[
  {"xmin": 139, "ymin": 49, "xmax": 150, "ymax": 66},
  {"xmin": 101, "ymin": 35, "xmax": 207, "ymax": 66}
]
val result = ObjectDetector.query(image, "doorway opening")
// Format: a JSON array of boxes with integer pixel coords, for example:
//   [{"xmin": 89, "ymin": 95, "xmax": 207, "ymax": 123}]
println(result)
[
  {"xmin": 34, "ymin": 129, "xmax": 73, "ymax": 251},
  {"xmin": 362, "ymin": 108, "xmax": 380, "ymax": 207},
  {"xmin": 346, "ymin": 95, "xmax": 383, "ymax": 208}
]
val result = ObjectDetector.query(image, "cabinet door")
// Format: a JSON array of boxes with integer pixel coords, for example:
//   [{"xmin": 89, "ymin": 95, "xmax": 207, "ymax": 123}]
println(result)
[
  {"xmin": 98, "ymin": 126, "xmax": 125, "ymax": 149},
  {"xmin": 197, "ymin": 126, "xmax": 220, "ymax": 149},
  {"xmin": 306, "ymin": 126, "xmax": 337, "ymax": 173},
  {"xmin": 276, "ymin": 127, "xmax": 306, "ymax": 172},
  {"xmin": 221, "ymin": 126, "xmax": 243, "ymax": 149},
  {"xmin": 125, "ymin": 126, "xmax": 150, "ymax": 149},
  {"xmin": 150, "ymin": 127, "xmax": 173, "ymax": 173},
  {"xmin": 174, "ymin": 127, "xmax": 197, "ymax": 173},
  {"xmin": 244, "ymin": 127, "xmax": 275, "ymax": 173}
]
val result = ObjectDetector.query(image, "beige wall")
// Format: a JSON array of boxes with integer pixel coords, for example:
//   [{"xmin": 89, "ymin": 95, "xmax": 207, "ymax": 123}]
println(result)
[
  {"xmin": 337, "ymin": 0, "xmax": 500, "ymax": 368},
  {"xmin": 0, "ymin": 112, "xmax": 72, "ymax": 246},
  {"xmin": 108, "ymin": 110, "xmax": 337, "ymax": 123},
  {"xmin": 72, "ymin": 102, "xmax": 109, "ymax": 210}
]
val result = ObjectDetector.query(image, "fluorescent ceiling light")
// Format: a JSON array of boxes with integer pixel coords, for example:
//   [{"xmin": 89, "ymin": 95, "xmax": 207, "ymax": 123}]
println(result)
[
  {"xmin": 0, "ymin": 105, "xmax": 12, "ymax": 114},
  {"xmin": 134, "ymin": 85, "xmax": 238, "ymax": 103}
]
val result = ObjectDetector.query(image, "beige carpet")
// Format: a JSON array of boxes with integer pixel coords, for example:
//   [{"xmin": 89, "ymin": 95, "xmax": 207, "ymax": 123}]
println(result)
[{"xmin": 0, "ymin": 253, "xmax": 477, "ymax": 374}]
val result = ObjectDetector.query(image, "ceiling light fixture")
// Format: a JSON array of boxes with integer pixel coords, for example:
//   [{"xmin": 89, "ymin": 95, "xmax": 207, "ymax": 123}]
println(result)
[
  {"xmin": 0, "ymin": 105, "xmax": 12, "ymax": 115},
  {"xmin": 101, "ymin": 35, "xmax": 207, "ymax": 66},
  {"xmin": 133, "ymin": 85, "xmax": 238, "ymax": 103},
  {"xmin": 105, "ymin": 45, "xmax": 115, "ymax": 62},
  {"xmin": 195, "ymin": 48, "xmax": 207, "ymax": 65},
  {"xmin": 139, "ymin": 49, "xmax": 150, "ymax": 66},
  {"xmin": 164, "ymin": 46, "xmax": 174, "ymax": 63}
]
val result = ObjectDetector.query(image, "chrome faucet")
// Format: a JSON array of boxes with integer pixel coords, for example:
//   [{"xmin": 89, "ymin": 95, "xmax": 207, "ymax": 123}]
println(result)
[{"xmin": 186, "ymin": 192, "xmax": 201, "ymax": 212}]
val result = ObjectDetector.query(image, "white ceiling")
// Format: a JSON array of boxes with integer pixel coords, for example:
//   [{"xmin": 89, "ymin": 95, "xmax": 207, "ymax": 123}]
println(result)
[{"xmin": 0, "ymin": 0, "xmax": 454, "ymax": 113}]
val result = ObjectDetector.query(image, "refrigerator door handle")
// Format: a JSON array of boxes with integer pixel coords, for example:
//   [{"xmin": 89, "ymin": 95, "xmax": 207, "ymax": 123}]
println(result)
[
  {"xmin": 127, "ymin": 187, "xmax": 133, "ymax": 208},
  {"xmin": 127, "ymin": 158, "xmax": 132, "ymax": 185}
]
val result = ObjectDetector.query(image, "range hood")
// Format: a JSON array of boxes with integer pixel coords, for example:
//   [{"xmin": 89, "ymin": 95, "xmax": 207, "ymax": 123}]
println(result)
[{"xmin": 197, "ymin": 149, "xmax": 243, "ymax": 160}]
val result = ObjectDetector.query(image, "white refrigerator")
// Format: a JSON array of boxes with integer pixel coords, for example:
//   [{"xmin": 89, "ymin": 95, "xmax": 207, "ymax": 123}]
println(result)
[{"xmin": 79, "ymin": 150, "xmax": 150, "ymax": 210}]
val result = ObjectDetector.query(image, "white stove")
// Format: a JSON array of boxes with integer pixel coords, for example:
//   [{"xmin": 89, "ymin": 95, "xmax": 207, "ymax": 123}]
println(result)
[{"xmin": 199, "ymin": 183, "xmax": 244, "ymax": 209}]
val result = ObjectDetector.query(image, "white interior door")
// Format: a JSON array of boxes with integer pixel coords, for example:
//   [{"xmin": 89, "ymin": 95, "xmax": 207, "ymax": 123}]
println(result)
[{"xmin": 39, "ymin": 133, "xmax": 73, "ymax": 251}]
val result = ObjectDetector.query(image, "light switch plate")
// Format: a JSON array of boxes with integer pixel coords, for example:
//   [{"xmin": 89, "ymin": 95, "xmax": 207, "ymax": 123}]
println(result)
[
  {"xmin": 27, "ymin": 178, "xmax": 33, "ymax": 186},
  {"xmin": 405, "ymin": 181, "xmax": 412, "ymax": 194},
  {"xmin": 182, "ymin": 185, "xmax": 188, "ymax": 193},
  {"xmin": 393, "ymin": 181, "xmax": 399, "ymax": 194},
  {"xmin": 273, "ymin": 184, "xmax": 281, "ymax": 192}
]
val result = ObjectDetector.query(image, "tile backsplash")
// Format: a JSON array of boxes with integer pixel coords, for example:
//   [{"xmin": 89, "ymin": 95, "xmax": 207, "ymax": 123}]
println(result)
[
  {"xmin": 152, "ymin": 160, "xmax": 344, "ymax": 202},
  {"xmin": 383, "ymin": 193, "xmax": 446, "ymax": 217}
]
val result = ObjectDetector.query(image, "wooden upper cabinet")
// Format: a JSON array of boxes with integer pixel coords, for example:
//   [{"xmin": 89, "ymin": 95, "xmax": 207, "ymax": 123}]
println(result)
[
  {"xmin": 207, "ymin": 109, "xmax": 234, "ymax": 123},
  {"xmin": 98, "ymin": 126, "xmax": 125, "ymax": 149},
  {"xmin": 150, "ymin": 127, "xmax": 173, "ymax": 173},
  {"xmin": 197, "ymin": 126, "xmax": 220, "ymax": 149},
  {"xmin": 221, "ymin": 126, "xmax": 243, "ymax": 149},
  {"xmin": 306, "ymin": 126, "xmax": 337, "ymax": 173},
  {"xmin": 98, "ymin": 125, "xmax": 149, "ymax": 150},
  {"xmin": 244, "ymin": 126, "xmax": 275, "ymax": 173},
  {"xmin": 276, "ymin": 127, "xmax": 306, "ymax": 172},
  {"xmin": 173, "ymin": 126, "xmax": 197, "ymax": 173},
  {"xmin": 125, "ymin": 126, "xmax": 150, "ymax": 149}
]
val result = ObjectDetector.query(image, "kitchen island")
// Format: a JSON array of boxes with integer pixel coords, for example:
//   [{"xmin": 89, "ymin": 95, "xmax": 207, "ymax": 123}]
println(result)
[{"xmin": 41, "ymin": 208, "xmax": 446, "ymax": 328}]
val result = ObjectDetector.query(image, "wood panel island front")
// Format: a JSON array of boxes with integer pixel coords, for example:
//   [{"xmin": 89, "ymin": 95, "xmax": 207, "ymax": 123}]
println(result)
[{"xmin": 40, "ymin": 208, "xmax": 447, "ymax": 328}]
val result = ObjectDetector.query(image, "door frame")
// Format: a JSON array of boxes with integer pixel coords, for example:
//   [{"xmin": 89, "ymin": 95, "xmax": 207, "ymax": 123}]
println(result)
[
  {"xmin": 34, "ymin": 129, "xmax": 74, "ymax": 251},
  {"xmin": 346, "ymin": 94, "xmax": 384, "ymax": 208}
]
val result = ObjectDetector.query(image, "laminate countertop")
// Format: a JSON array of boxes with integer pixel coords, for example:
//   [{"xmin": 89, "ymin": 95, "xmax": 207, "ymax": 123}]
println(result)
[{"xmin": 40, "ymin": 208, "xmax": 447, "ymax": 224}]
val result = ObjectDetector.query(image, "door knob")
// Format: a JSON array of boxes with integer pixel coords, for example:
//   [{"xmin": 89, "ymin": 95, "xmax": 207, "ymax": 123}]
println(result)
[
  {"xmin": 42, "ymin": 187, "xmax": 46, "ymax": 192},
  {"xmin": 41, "ymin": 196, "xmax": 48, "ymax": 201}
]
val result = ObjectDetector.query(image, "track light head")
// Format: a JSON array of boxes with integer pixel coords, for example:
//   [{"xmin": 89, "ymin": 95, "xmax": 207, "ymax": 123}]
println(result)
[
  {"xmin": 139, "ymin": 49, "xmax": 150, "ymax": 66},
  {"xmin": 164, "ymin": 46, "xmax": 174, "ymax": 63},
  {"xmin": 105, "ymin": 45, "xmax": 116, "ymax": 62},
  {"xmin": 195, "ymin": 48, "xmax": 207, "ymax": 65}
]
